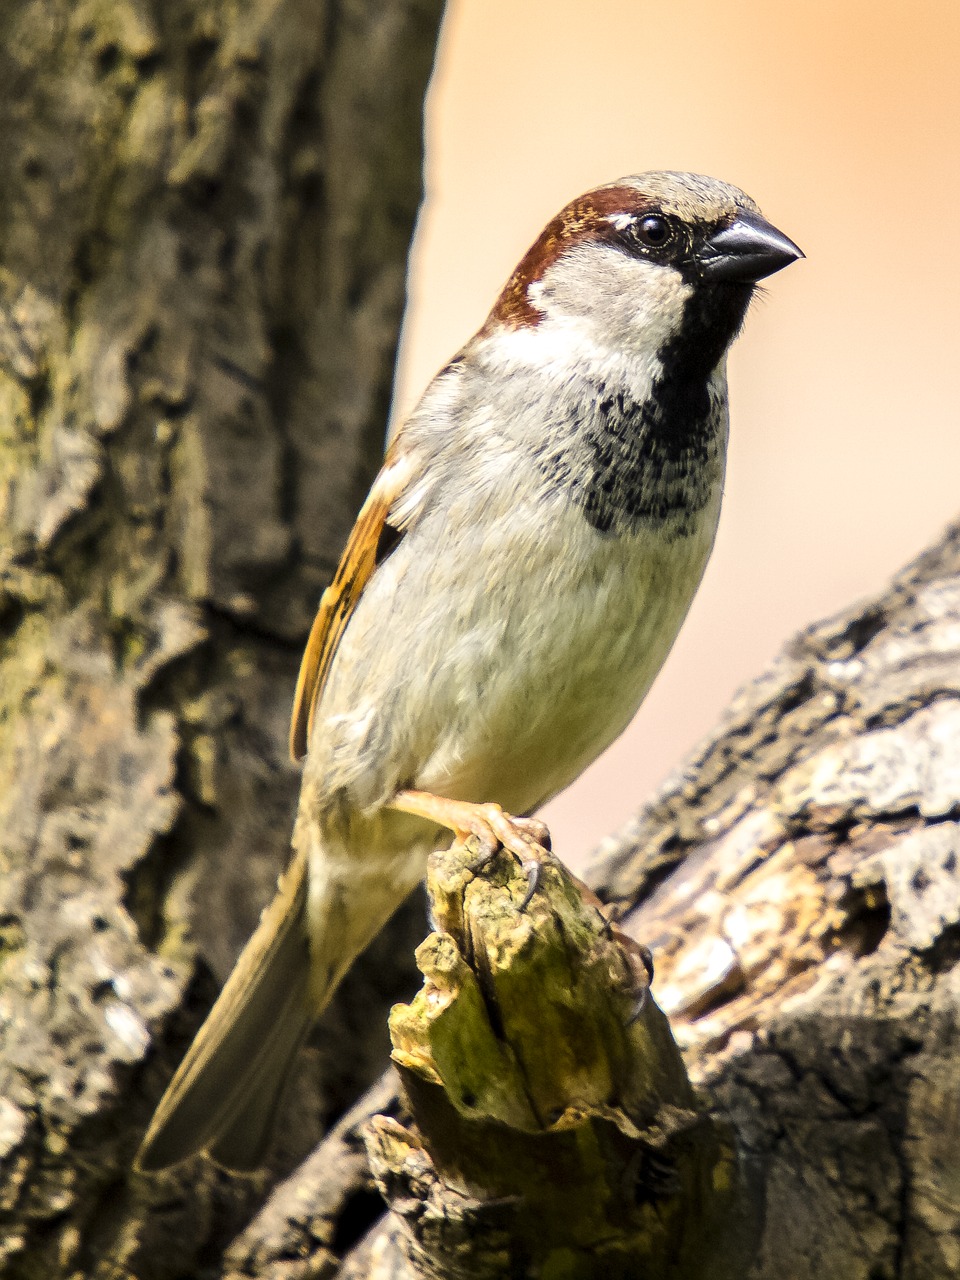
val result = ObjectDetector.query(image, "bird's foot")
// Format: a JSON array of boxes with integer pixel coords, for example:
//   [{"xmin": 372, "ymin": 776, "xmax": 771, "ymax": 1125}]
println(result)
[
  {"xmin": 624, "ymin": 938, "xmax": 655, "ymax": 1020},
  {"xmin": 591, "ymin": 899, "xmax": 655, "ymax": 1017},
  {"xmin": 389, "ymin": 790, "xmax": 552, "ymax": 909}
]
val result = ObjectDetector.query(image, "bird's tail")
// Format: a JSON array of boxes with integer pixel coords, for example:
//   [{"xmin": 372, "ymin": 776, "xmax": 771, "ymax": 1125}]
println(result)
[
  {"xmin": 136, "ymin": 838, "xmax": 422, "ymax": 1172},
  {"xmin": 136, "ymin": 849, "xmax": 315, "ymax": 1172}
]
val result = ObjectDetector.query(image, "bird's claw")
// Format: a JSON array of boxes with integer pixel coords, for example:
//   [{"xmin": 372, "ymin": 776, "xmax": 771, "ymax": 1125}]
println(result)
[
  {"xmin": 458, "ymin": 806, "xmax": 551, "ymax": 911},
  {"xmin": 519, "ymin": 857, "xmax": 542, "ymax": 911},
  {"xmin": 627, "ymin": 986, "xmax": 649, "ymax": 1024},
  {"xmin": 389, "ymin": 790, "xmax": 552, "ymax": 907},
  {"xmin": 624, "ymin": 939, "xmax": 655, "ymax": 1022},
  {"xmin": 465, "ymin": 831, "xmax": 501, "ymax": 872},
  {"xmin": 634, "ymin": 940, "xmax": 655, "ymax": 983}
]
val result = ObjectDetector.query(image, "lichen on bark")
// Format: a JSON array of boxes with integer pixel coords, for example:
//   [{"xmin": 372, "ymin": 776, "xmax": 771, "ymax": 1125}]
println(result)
[
  {"xmin": 0, "ymin": 0, "xmax": 445, "ymax": 1274},
  {"xmin": 366, "ymin": 841, "xmax": 745, "ymax": 1279}
]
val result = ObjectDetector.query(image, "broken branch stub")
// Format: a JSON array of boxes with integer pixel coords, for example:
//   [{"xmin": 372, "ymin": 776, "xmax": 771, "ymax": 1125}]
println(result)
[{"xmin": 365, "ymin": 840, "xmax": 751, "ymax": 1279}]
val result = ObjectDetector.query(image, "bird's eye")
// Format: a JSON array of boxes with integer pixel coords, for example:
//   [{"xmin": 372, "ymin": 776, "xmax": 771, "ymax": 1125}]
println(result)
[{"xmin": 636, "ymin": 214, "xmax": 671, "ymax": 248}]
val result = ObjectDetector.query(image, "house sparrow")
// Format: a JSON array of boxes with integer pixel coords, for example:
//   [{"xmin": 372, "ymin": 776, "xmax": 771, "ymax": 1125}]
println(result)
[{"xmin": 136, "ymin": 171, "xmax": 802, "ymax": 1171}]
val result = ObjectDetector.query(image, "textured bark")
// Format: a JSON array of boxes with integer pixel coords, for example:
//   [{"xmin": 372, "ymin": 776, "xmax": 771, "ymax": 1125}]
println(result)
[
  {"xmin": 0, "ymin": 1, "xmax": 443, "ymax": 1276},
  {"xmin": 257, "ymin": 522, "xmax": 960, "ymax": 1279},
  {"xmin": 593, "ymin": 521, "xmax": 960, "ymax": 1280}
]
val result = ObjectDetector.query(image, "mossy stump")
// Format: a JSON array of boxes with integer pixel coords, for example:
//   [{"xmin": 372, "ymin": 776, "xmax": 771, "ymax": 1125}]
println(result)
[{"xmin": 365, "ymin": 839, "xmax": 750, "ymax": 1279}]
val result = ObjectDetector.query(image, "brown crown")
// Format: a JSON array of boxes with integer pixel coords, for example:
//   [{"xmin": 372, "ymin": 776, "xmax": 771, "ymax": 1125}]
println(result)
[{"xmin": 485, "ymin": 184, "xmax": 658, "ymax": 331}]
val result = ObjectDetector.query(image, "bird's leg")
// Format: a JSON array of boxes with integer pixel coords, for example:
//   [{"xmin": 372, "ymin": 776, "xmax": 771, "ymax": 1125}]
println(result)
[{"xmin": 389, "ymin": 790, "xmax": 552, "ymax": 909}]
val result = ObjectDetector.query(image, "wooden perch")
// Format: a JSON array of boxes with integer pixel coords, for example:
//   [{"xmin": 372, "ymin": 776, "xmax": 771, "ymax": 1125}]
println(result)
[
  {"xmin": 225, "ymin": 522, "xmax": 960, "ymax": 1280},
  {"xmin": 364, "ymin": 840, "xmax": 743, "ymax": 1278}
]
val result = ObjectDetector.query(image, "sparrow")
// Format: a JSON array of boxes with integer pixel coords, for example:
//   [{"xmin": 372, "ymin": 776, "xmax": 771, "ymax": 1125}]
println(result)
[{"xmin": 136, "ymin": 171, "xmax": 802, "ymax": 1171}]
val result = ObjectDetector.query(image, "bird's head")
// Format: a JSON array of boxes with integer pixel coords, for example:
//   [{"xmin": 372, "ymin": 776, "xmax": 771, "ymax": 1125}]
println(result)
[{"xmin": 484, "ymin": 171, "xmax": 802, "ymax": 373}]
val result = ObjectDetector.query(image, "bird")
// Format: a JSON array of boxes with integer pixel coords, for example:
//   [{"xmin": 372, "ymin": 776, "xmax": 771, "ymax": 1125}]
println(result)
[{"xmin": 135, "ymin": 171, "xmax": 802, "ymax": 1171}]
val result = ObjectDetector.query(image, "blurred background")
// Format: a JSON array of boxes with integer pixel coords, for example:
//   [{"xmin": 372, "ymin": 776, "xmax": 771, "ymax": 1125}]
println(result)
[{"xmin": 393, "ymin": 0, "xmax": 960, "ymax": 865}]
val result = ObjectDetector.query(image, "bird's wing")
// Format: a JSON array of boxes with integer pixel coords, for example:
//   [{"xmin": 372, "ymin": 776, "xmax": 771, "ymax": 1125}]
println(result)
[{"xmin": 289, "ymin": 444, "xmax": 425, "ymax": 761}]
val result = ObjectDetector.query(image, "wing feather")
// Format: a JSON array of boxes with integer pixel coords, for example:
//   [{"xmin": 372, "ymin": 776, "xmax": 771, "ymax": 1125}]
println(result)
[{"xmin": 289, "ymin": 448, "xmax": 420, "ymax": 761}]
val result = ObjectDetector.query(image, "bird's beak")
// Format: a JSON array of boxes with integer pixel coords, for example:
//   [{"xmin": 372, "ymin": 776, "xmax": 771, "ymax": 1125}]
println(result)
[{"xmin": 699, "ymin": 210, "xmax": 804, "ymax": 283}]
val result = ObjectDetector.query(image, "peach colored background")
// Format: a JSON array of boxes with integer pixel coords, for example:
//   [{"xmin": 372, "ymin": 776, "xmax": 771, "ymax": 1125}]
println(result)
[{"xmin": 393, "ymin": 0, "xmax": 960, "ymax": 866}]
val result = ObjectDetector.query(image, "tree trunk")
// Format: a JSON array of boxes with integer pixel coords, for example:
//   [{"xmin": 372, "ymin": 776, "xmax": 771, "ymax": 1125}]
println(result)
[
  {"xmin": 237, "ymin": 520, "xmax": 960, "ymax": 1280},
  {"xmin": 0, "ymin": 1, "xmax": 444, "ymax": 1276}
]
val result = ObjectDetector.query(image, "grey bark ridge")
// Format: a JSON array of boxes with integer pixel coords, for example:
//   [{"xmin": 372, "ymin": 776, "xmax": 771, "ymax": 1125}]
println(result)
[
  {"xmin": 245, "ymin": 523, "xmax": 960, "ymax": 1279},
  {"xmin": 0, "ymin": 1, "xmax": 444, "ymax": 1276},
  {"xmin": 593, "ymin": 519, "xmax": 960, "ymax": 1279}
]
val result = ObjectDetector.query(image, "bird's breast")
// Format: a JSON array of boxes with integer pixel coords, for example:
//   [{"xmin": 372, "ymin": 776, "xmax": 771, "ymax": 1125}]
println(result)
[
  {"xmin": 412, "ymin": 480, "xmax": 724, "ymax": 815},
  {"xmin": 308, "ymin": 388, "xmax": 727, "ymax": 828},
  {"xmin": 532, "ymin": 362, "xmax": 728, "ymax": 539}
]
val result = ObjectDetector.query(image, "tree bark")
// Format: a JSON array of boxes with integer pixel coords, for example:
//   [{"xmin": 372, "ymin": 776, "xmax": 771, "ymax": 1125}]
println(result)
[
  {"xmin": 0, "ymin": 1, "xmax": 443, "ymax": 1276},
  {"xmin": 245, "ymin": 520, "xmax": 960, "ymax": 1280}
]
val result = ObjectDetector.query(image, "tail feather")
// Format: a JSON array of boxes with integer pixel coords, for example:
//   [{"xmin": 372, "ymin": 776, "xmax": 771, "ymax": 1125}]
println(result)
[
  {"xmin": 137, "ymin": 834, "xmax": 426, "ymax": 1172},
  {"xmin": 205, "ymin": 976, "xmax": 309, "ymax": 1171},
  {"xmin": 136, "ymin": 849, "xmax": 312, "ymax": 1172}
]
